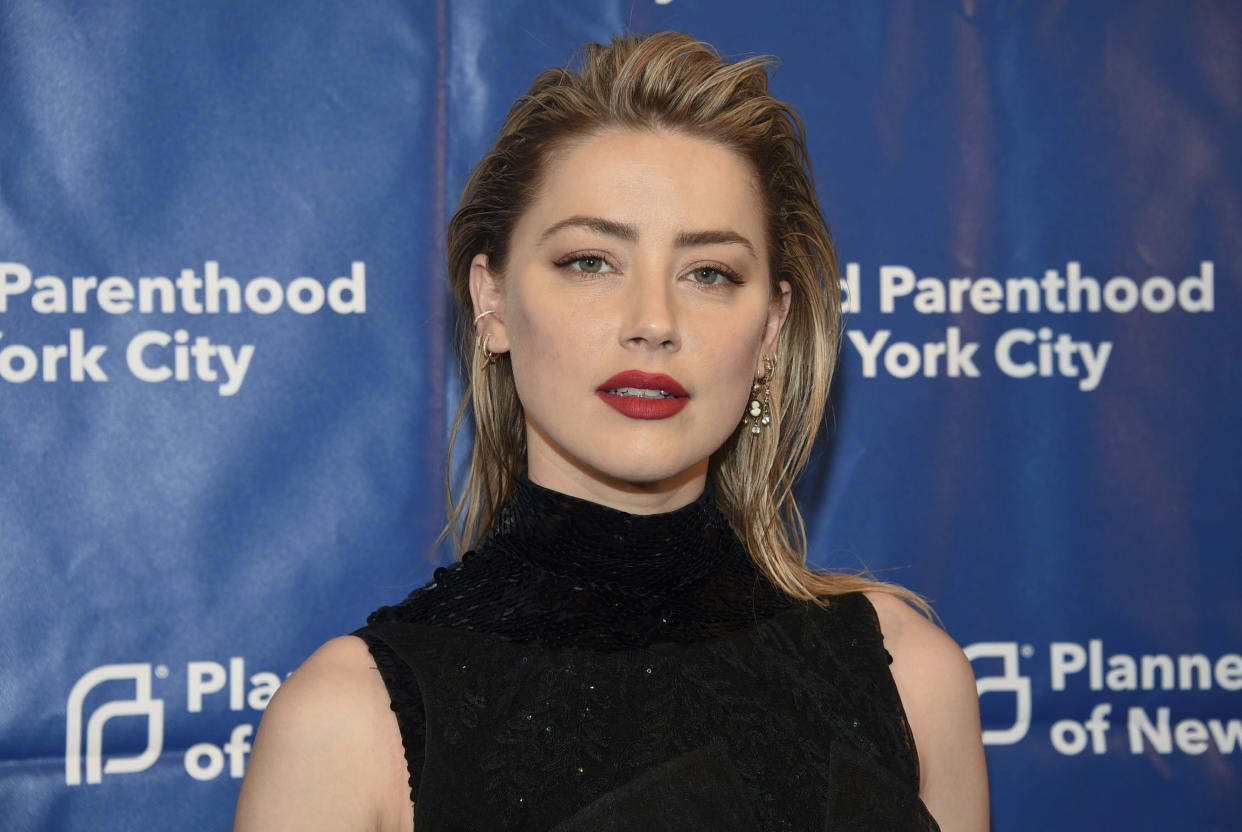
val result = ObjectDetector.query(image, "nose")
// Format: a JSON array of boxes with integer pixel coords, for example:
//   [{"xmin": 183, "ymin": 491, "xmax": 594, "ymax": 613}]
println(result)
[{"xmin": 618, "ymin": 272, "xmax": 680, "ymax": 352}]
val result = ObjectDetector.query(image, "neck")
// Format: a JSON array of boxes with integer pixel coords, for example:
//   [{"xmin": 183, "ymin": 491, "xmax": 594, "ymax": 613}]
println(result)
[
  {"xmin": 442, "ymin": 469, "xmax": 796, "ymax": 651},
  {"xmin": 485, "ymin": 470, "xmax": 737, "ymax": 601},
  {"xmin": 525, "ymin": 445, "xmax": 709, "ymax": 516}
]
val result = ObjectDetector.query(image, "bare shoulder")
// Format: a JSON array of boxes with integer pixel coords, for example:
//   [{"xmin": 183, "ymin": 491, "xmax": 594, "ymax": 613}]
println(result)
[
  {"xmin": 234, "ymin": 635, "xmax": 411, "ymax": 832},
  {"xmin": 863, "ymin": 591, "xmax": 969, "ymax": 683},
  {"xmin": 863, "ymin": 591, "xmax": 990, "ymax": 832}
]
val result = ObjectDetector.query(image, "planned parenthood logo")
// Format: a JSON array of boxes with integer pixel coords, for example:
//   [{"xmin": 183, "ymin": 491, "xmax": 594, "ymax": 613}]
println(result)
[
  {"xmin": 65, "ymin": 658, "xmax": 282, "ymax": 785},
  {"xmin": 967, "ymin": 639, "xmax": 1242, "ymax": 756},
  {"xmin": 964, "ymin": 643, "xmax": 1031, "ymax": 745},
  {"xmin": 65, "ymin": 664, "xmax": 164, "ymax": 785}
]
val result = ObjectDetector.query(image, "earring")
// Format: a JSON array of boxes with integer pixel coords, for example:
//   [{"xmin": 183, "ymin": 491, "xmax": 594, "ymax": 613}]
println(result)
[
  {"xmin": 743, "ymin": 355, "xmax": 775, "ymax": 435},
  {"xmin": 478, "ymin": 333, "xmax": 498, "ymax": 370},
  {"xmin": 474, "ymin": 310, "xmax": 499, "ymax": 369}
]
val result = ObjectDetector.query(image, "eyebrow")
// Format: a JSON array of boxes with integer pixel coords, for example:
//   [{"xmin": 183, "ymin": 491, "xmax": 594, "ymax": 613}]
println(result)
[{"xmin": 539, "ymin": 215, "xmax": 756, "ymax": 258}]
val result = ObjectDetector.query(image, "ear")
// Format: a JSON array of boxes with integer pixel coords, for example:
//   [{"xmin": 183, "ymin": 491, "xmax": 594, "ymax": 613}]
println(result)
[
  {"xmin": 468, "ymin": 253, "xmax": 510, "ymax": 353},
  {"xmin": 757, "ymin": 279, "xmax": 792, "ymax": 373}
]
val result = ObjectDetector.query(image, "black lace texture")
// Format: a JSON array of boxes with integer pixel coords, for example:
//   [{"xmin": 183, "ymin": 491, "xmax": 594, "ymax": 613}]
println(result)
[{"xmin": 355, "ymin": 476, "xmax": 938, "ymax": 831}]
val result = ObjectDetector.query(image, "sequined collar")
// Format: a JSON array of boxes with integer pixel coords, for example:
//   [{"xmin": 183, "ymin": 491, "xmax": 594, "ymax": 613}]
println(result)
[{"xmin": 483, "ymin": 473, "xmax": 744, "ymax": 599}]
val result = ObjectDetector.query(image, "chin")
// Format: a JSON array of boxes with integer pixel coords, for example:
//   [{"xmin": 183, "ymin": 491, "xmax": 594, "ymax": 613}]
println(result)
[
  {"xmin": 527, "ymin": 411, "xmax": 727, "ymax": 493},
  {"xmin": 578, "ymin": 447, "xmax": 711, "ymax": 490}
]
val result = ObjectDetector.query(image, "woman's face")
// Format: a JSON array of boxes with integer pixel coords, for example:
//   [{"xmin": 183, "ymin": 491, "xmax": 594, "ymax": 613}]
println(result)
[{"xmin": 471, "ymin": 128, "xmax": 790, "ymax": 511}]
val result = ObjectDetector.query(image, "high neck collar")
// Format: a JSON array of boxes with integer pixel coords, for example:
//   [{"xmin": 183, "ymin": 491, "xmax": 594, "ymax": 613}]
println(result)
[{"xmin": 483, "ymin": 473, "xmax": 744, "ymax": 598}]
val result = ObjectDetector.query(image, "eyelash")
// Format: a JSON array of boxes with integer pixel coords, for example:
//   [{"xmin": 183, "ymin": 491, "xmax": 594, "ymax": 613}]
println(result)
[{"xmin": 552, "ymin": 252, "xmax": 745, "ymax": 287}]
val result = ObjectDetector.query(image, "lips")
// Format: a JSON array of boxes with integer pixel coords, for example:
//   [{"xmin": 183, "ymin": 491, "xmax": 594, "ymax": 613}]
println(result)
[{"xmin": 596, "ymin": 370, "xmax": 690, "ymax": 420}]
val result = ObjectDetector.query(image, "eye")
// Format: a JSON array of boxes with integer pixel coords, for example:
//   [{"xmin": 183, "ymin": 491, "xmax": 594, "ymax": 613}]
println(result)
[
  {"xmin": 555, "ymin": 253, "xmax": 615, "ymax": 275},
  {"xmin": 686, "ymin": 265, "xmax": 744, "ymax": 287}
]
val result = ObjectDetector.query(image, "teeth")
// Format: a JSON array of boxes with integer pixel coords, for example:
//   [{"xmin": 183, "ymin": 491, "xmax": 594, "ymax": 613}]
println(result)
[{"xmin": 608, "ymin": 387, "xmax": 675, "ymax": 399}]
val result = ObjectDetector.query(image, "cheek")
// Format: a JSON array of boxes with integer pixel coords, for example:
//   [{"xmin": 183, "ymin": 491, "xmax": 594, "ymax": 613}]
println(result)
[
  {"xmin": 693, "ymin": 313, "xmax": 766, "ymax": 410},
  {"xmin": 719, "ymin": 352, "xmax": 759, "ymax": 416},
  {"xmin": 504, "ymin": 289, "xmax": 603, "ymax": 394}
]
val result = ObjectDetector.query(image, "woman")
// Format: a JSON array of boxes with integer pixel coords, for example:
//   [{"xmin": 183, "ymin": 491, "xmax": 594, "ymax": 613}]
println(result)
[{"xmin": 236, "ymin": 32, "xmax": 988, "ymax": 831}]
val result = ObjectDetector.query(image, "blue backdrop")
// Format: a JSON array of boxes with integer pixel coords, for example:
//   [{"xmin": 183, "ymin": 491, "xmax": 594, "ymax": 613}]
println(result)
[{"xmin": 1, "ymin": 1, "xmax": 1238, "ymax": 829}]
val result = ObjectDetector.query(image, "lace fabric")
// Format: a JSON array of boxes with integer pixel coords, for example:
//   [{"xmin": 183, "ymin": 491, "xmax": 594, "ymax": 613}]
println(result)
[{"xmin": 354, "ymin": 475, "xmax": 939, "ymax": 831}]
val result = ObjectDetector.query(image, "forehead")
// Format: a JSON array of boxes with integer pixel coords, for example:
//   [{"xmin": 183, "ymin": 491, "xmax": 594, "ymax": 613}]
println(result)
[{"xmin": 519, "ymin": 128, "xmax": 765, "ymax": 241}]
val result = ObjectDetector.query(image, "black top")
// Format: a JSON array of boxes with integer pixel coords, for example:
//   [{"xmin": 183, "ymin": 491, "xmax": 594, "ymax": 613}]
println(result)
[{"xmin": 354, "ymin": 475, "xmax": 940, "ymax": 831}]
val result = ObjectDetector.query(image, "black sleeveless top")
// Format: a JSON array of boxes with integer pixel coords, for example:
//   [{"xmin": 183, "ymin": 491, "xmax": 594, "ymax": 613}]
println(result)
[{"xmin": 354, "ymin": 476, "xmax": 940, "ymax": 831}]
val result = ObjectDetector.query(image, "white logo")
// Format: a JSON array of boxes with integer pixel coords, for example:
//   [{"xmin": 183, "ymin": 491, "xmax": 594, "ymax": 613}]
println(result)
[
  {"xmin": 66, "ymin": 657, "xmax": 282, "ymax": 785},
  {"xmin": 65, "ymin": 663, "xmax": 164, "ymax": 785},
  {"xmin": 965, "ymin": 641, "xmax": 1032, "ymax": 745}
]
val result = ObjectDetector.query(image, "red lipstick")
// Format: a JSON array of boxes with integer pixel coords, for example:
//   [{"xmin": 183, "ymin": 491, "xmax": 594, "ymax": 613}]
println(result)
[{"xmin": 596, "ymin": 370, "xmax": 690, "ymax": 420}]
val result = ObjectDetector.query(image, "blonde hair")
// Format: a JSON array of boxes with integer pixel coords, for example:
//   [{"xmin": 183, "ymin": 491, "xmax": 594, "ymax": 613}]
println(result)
[{"xmin": 444, "ymin": 31, "xmax": 928, "ymax": 612}]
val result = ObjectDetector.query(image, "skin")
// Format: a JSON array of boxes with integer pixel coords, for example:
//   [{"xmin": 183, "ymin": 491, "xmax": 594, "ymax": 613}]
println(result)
[
  {"xmin": 868, "ymin": 592, "xmax": 991, "ymax": 830},
  {"xmin": 234, "ymin": 128, "xmax": 989, "ymax": 832},
  {"xmin": 472, "ymin": 128, "xmax": 790, "ymax": 513}
]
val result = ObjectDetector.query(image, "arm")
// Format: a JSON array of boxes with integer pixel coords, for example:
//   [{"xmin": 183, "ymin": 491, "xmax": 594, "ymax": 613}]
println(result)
[
  {"xmin": 234, "ymin": 635, "xmax": 412, "ymax": 832},
  {"xmin": 865, "ymin": 592, "xmax": 990, "ymax": 832}
]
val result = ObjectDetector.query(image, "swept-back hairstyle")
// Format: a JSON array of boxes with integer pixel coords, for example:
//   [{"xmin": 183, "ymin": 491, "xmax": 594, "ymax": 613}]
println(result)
[{"xmin": 445, "ymin": 31, "xmax": 926, "ymax": 610}]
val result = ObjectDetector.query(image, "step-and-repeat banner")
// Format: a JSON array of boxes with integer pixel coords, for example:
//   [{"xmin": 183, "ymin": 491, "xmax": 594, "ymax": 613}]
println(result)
[{"xmin": 2, "ymin": 2, "xmax": 1238, "ymax": 829}]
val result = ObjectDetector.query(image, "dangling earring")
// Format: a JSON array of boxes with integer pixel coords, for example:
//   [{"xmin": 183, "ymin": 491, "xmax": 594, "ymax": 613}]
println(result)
[
  {"xmin": 478, "ymin": 333, "xmax": 498, "ymax": 370},
  {"xmin": 743, "ymin": 354, "xmax": 775, "ymax": 435}
]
